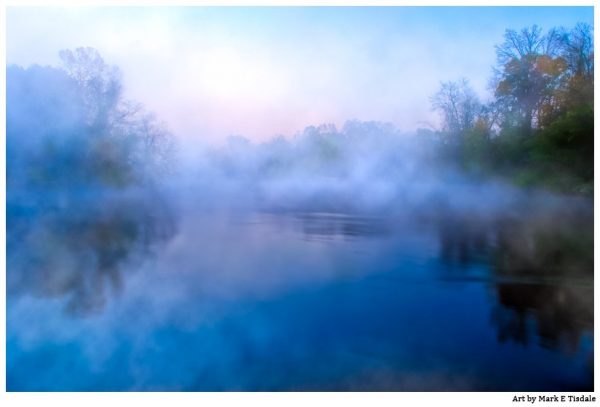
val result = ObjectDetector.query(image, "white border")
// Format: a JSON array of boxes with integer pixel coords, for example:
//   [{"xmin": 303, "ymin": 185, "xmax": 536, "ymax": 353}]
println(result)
[{"xmin": 0, "ymin": 2, "xmax": 597, "ymax": 406}]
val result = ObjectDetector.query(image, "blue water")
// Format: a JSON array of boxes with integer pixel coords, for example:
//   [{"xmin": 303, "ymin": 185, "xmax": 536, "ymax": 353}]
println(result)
[{"xmin": 6, "ymin": 192, "xmax": 594, "ymax": 391}]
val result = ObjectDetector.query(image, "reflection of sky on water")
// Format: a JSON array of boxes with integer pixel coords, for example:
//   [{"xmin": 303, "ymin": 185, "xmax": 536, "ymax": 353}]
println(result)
[{"xmin": 6, "ymin": 195, "xmax": 594, "ymax": 391}]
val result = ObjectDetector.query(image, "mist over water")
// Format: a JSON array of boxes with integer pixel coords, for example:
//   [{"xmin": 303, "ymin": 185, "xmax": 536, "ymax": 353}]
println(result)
[
  {"xmin": 8, "ymin": 123, "xmax": 593, "ymax": 390},
  {"xmin": 6, "ymin": 33, "xmax": 593, "ymax": 390}
]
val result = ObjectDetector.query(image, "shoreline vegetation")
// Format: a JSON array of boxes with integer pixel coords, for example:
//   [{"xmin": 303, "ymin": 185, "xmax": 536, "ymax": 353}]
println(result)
[
  {"xmin": 7, "ymin": 23, "xmax": 593, "ymax": 199},
  {"xmin": 429, "ymin": 23, "xmax": 593, "ymax": 197}
]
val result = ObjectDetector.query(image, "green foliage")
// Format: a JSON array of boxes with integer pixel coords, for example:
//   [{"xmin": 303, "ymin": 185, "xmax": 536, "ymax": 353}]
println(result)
[
  {"xmin": 431, "ymin": 23, "xmax": 593, "ymax": 196},
  {"xmin": 461, "ymin": 122, "xmax": 492, "ymax": 174},
  {"xmin": 526, "ymin": 104, "xmax": 594, "ymax": 193}
]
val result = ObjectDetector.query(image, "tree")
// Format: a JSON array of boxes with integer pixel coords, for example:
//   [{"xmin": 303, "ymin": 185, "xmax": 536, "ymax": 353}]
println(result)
[
  {"xmin": 59, "ymin": 48, "xmax": 122, "ymax": 132},
  {"xmin": 431, "ymin": 78, "xmax": 481, "ymax": 145},
  {"xmin": 493, "ymin": 25, "xmax": 568, "ymax": 132},
  {"xmin": 561, "ymin": 23, "xmax": 594, "ymax": 78},
  {"xmin": 426, "ymin": 23, "xmax": 593, "ymax": 194},
  {"xmin": 7, "ymin": 48, "xmax": 175, "ymax": 189},
  {"xmin": 60, "ymin": 48, "xmax": 175, "ymax": 182},
  {"xmin": 555, "ymin": 23, "xmax": 594, "ymax": 113}
]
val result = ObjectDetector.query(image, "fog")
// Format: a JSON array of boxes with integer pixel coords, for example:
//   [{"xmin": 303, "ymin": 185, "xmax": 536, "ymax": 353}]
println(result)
[
  {"xmin": 6, "ymin": 10, "xmax": 594, "ymax": 391},
  {"xmin": 6, "ymin": 50, "xmax": 544, "ymax": 218},
  {"xmin": 7, "ymin": 7, "xmax": 593, "ymax": 142},
  {"xmin": 7, "ymin": 44, "xmax": 592, "ymax": 310},
  {"xmin": 173, "ymin": 122, "xmax": 519, "ymax": 217}
]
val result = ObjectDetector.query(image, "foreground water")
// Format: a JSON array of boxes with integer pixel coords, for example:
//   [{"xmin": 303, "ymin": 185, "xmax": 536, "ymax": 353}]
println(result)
[{"xmin": 6, "ymin": 185, "xmax": 594, "ymax": 391}]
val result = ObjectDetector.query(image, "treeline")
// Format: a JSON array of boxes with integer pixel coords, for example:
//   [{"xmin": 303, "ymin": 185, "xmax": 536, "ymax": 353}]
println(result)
[
  {"xmin": 7, "ymin": 47, "xmax": 175, "ymax": 192},
  {"xmin": 203, "ymin": 121, "xmax": 430, "ymax": 180},
  {"xmin": 431, "ymin": 23, "xmax": 594, "ymax": 195},
  {"xmin": 7, "ymin": 23, "xmax": 593, "ymax": 200}
]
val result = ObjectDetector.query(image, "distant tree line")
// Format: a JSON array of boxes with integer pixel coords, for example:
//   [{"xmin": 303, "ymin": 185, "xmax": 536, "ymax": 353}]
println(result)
[{"xmin": 6, "ymin": 27, "xmax": 593, "ymax": 198}]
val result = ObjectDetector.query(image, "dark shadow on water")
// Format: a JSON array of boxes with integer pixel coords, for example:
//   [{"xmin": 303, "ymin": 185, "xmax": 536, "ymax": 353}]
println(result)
[{"xmin": 491, "ymin": 283, "xmax": 593, "ymax": 352}]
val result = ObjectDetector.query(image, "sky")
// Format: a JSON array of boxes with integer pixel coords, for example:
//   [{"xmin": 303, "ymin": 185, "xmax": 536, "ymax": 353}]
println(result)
[{"xmin": 6, "ymin": 7, "xmax": 594, "ymax": 144}]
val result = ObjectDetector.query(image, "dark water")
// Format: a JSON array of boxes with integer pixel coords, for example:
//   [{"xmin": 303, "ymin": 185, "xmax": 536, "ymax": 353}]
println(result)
[{"xmin": 6, "ymin": 187, "xmax": 594, "ymax": 391}]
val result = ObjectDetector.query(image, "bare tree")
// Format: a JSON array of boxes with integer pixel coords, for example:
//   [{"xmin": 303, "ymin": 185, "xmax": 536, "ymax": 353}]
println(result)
[
  {"xmin": 560, "ymin": 23, "xmax": 594, "ymax": 78},
  {"xmin": 431, "ymin": 78, "xmax": 481, "ymax": 141},
  {"xmin": 59, "ymin": 48, "xmax": 122, "ymax": 131},
  {"xmin": 59, "ymin": 47, "xmax": 175, "ymax": 183}
]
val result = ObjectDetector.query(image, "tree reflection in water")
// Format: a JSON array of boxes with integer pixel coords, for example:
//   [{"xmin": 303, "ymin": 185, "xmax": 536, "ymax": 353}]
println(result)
[
  {"xmin": 492, "ymin": 283, "xmax": 592, "ymax": 352},
  {"xmin": 7, "ymin": 188, "xmax": 176, "ymax": 316},
  {"xmin": 436, "ymin": 200, "xmax": 593, "ymax": 354},
  {"xmin": 491, "ymin": 205, "xmax": 593, "ymax": 354}
]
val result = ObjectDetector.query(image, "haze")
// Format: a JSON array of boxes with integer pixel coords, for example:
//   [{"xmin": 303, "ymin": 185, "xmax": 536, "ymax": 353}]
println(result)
[{"xmin": 6, "ymin": 6, "xmax": 593, "ymax": 143}]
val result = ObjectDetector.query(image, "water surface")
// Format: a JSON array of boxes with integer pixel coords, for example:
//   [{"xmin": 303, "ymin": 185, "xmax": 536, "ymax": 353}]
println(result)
[{"xmin": 7, "ymin": 187, "xmax": 594, "ymax": 391}]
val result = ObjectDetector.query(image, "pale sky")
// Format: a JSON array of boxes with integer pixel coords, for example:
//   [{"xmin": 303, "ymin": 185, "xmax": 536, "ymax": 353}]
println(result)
[{"xmin": 6, "ymin": 7, "xmax": 594, "ymax": 143}]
